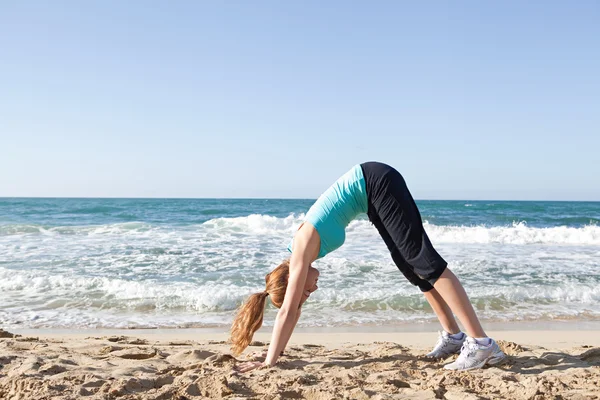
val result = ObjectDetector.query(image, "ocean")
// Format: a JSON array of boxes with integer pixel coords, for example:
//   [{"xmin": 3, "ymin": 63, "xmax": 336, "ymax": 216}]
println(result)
[{"xmin": 0, "ymin": 198, "xmax": 599, "ymax": 330}]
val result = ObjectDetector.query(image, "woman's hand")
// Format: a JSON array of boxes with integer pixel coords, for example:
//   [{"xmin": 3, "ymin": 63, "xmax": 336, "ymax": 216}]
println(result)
[{"xmin": 233, "ymin": 360, "xmax": 267, "ymax": 373}]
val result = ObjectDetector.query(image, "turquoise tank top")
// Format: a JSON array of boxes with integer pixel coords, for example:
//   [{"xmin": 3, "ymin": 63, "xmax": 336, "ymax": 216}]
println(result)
[{"xmin": 288, "ymin": 164, "xmax": 368, "ymax": 259}]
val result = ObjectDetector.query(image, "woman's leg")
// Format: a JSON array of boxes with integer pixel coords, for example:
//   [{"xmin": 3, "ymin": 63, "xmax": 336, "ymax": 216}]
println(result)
[
  {"xmin": 373, "ymin": 227, "xmax": 466, "ymax": 359},
  {"xmin": 432, "ymin": 268, "xmax": 486, "ymax": 338},
  {"xmin": 370, "ymin": 219, "xmax": 463, "ymax": 335},
  {"xmin": 362, "ymin": 163, "xmax": 504, "ymax": 369},
  {"xmin": 365, "ymin": 165, "xmax": 485, "ymax": 338},
  {"xmin": 422, "ymin": 288, "xmax": 461, "ymax": 335}
]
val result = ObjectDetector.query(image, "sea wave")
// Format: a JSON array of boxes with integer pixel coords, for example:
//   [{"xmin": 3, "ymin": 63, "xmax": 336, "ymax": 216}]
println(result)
[
  {"xmin": 201, "ymin": 215, "xmax": 600, "ymax": 245},
  {"xmin": 2, "ymin": 215, "xmax": 600, "ymax": 245},
  {"xmin": 1, "ymin": 263, "xmax": 599, "ymax": 329},
  {"xmin": 423, "ymin": 221, "xmax": 600, "ymax": 245}
]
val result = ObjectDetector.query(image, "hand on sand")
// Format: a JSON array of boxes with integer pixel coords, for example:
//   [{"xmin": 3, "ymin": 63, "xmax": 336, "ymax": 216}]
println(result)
[{"xmin": 234, "ymin": 360, "xmax": 267, "ymax": 373}]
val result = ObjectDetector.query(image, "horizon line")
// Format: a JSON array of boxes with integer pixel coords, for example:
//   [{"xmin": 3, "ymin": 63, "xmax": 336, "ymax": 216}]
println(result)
[{"xmin": 0, "ymin": 196, "xmax": 599, "ymax": 203}]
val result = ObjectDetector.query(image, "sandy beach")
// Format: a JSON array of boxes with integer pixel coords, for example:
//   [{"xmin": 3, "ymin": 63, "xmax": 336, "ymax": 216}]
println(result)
[
  {"xmin": 3, "ymin": 0, "xmax": 599, "ymax": 398},
  {"xmin": 1, "ymin": 326, "xmax": 599, "ymax": 400}
]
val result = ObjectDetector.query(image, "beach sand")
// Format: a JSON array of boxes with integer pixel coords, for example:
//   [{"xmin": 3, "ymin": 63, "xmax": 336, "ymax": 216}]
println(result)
[{"xmin": 1, "ymin": 327, "xmax": 599, "ymax": 399}]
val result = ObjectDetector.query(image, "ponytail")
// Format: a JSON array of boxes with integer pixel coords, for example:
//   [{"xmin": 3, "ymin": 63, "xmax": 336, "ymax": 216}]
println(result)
[
  {"xmin": 230, "ymin": 291, "xmax": 270, "ymax": 355},
  {"xmin": 230, "ymin": 259, "xmax": 290, "ymax": 356}
]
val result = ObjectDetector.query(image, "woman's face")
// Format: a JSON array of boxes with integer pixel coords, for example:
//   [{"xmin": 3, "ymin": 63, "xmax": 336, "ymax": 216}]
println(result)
[{"xmin": 300, "ymin": 265, "xmax": 319, "ymax": 306}]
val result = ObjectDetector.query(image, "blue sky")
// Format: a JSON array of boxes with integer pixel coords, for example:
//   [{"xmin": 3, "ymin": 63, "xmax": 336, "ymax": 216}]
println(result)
[{"xmin": 1, "ymin": 1, "xmax": 598, "ymax": 200}]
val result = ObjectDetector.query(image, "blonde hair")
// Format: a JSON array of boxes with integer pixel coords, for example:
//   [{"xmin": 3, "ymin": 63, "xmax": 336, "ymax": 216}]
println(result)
[{"xmin": 230, "ymin": 260, "xmax": 290, "ymax": 355}]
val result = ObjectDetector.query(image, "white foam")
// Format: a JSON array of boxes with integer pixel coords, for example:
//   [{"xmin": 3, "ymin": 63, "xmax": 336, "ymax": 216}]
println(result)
[
  {"xmin": 424, "ymin": 221, "xmax": 600, "ymax": 245},
  {"xmin": 3, "ymin": 216, "xmax": 600, "ymax": 245},
  {"xmin": 0, "ymin": 266, "xmax": 251, "ymax": 312},
  {"xmin": 202, "ymin": 215, "xmax": 600, "ymax": 245},
  {"xmin": 1, "ymin": 213, "xmax": 599, "ymax": 329},
  {"xmin": 201, "ymin": 213, "xmax": 304, "ymax": 234}
]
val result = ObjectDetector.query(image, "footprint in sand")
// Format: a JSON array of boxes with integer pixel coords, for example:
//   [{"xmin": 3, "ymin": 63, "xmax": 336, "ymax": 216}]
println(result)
[
  {"xmin": 98, "ymin": 345, "xmax": 125, "ymax": 355},
  {"xmin": 81, "ymin": 379, "xmax": 106, "ymax": 389},
  {"xmin": 39, "ymin": 364, "xmax": 68, "ymax": 375},
  {"xmin": 104, "ymin": 336, "xmax": 149, "ymax": 345},
  {"xmin": 8, "ymin": 356, "xmax": 43, "ymax": 376},
  {"xmin": 204, "ymin": 353, "xmax": 236, "ymax": 366},
  {"xmin": 328, "ymin": 352, "xmax": 358, "ymax": 361},
  {"xmin": 110, "ymin": 348, "xmax": 158, "ymax": 360},
  {"xmin": 579, "ymin": 347, "xmax": 600, "ymax": 365},
  {"xmin": 166, "ymin": 349, "xmax": 215, "ymax": 364}
]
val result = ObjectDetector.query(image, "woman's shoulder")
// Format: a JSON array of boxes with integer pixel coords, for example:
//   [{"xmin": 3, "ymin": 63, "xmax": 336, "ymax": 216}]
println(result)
[{"xmin": 289, "ymin": 222, "xmax": 321, "ymax": 260}]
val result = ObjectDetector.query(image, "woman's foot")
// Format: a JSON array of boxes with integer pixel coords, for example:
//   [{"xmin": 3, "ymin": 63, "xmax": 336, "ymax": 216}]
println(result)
[
  {"xmin": 443, "ymin": 337, "xmax": 506, "ymax": 371},
  {"xmin": 426, "ymin": 331, "xmax": 466, "ymax": 359}
]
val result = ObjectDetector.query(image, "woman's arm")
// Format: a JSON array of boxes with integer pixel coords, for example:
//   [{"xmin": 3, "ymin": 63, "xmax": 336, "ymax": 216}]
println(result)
[
  {"xmin": 249, "ymin": 306, "xmax": 304, "ymax": 362},
  {"xmin": 278, "ymin": 296, "xmax": 306, "ymax": 354},
  {"xmin": 234, "ymin": 224, "xmax": 319, "ymax": 373},
  {"xmin": 263, "ymin": 225, "xmax": 320, "ymax": 366}
]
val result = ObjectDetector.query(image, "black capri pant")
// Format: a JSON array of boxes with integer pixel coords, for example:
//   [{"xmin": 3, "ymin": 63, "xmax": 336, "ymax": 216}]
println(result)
[{"xmin": 361, "ymin": 162, "xmax": 447, "ymax": 292}]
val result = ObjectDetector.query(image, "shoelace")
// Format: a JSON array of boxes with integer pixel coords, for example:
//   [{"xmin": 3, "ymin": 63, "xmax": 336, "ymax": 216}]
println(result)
[
  {"xmin": 457, "ymin": 339, "xmax": 478, "ymax": 360},
  {"xmin": 433, "ymin": 331, "xmax": 450, "ymax": 351}
]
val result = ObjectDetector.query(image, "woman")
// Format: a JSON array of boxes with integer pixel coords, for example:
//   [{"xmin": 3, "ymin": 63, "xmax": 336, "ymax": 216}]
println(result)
[{"xmin": 231, "ymin": 162, "xmax": 506, "ymax": 372}]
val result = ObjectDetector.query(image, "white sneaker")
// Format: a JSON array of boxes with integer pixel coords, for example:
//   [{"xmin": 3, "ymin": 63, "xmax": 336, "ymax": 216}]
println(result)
[
  {"xmin": 426, "ymin": 331, "xmax": 465, "ymax": 359},
  {"xmin": 443, "ymin": 337, "xmax": 506, "ymax": 371}
]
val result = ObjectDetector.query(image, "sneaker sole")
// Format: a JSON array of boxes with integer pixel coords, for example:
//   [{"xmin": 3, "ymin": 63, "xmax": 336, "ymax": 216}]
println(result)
[
  {"xmin": 444, "ymin": 358, "xmax": 487, "ymax": 371},
  {"xmin": 425, "ymin": 349, "xmax": 463, "ymax": 360},
  {"xmin": 444, "ymin": 350, "xmax": 507, "ymax": 371}
]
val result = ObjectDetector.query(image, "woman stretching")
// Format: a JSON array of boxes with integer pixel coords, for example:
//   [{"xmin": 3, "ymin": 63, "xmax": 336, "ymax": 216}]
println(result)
[{"xmin": 231, "ymin": 162, "xmax": 506, "ymax": 372}]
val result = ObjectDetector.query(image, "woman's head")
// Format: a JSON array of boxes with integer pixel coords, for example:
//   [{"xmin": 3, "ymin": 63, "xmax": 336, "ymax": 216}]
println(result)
[{"xmin": 229, "ymin": 259, "xmax": 319, "ymax": 355}]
